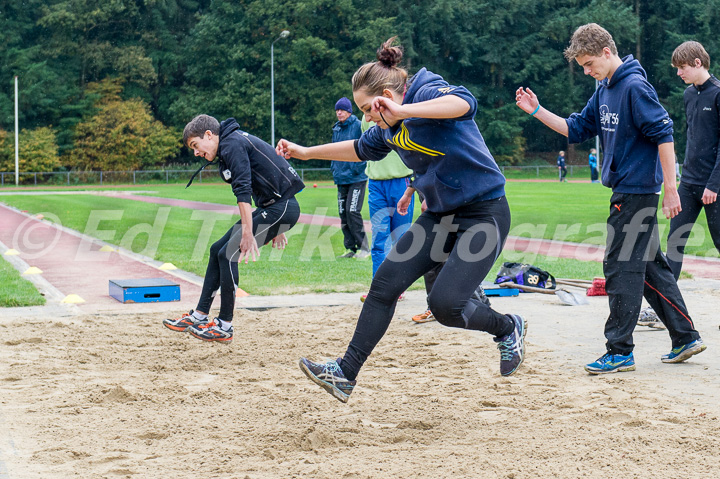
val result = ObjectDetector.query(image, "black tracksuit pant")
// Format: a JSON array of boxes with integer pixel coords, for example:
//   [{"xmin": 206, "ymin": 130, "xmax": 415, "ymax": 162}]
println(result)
[
  {"xmin": 603, "ymin": 193, "xmax": 700, "ymax": 355},
  {"xmin": 666, "ymin": 182, "xmax": 720, "ymax": 279},
  {"xmin": 196, "ymin": 198, "xmax": 300, "ymax": 322},
  {"xmin": 337, "ymin": 181, "xmax": 368, "ymax": 253},
  {"xmin": 340, "ymin": 196, "xmax": 514, "ymax": 381}
]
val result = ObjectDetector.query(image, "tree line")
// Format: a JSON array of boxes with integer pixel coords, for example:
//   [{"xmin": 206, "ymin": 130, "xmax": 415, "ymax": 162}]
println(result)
[{"xmin": 1, "ymin": 0, "xmax": 718, "ymax": 172}]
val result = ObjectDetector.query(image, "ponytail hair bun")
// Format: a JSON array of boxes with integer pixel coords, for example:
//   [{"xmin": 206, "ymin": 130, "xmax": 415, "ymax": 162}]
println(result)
[
  {"xmin": 352, "ymin": 36, "xmax": 408, "ymax": 95},
  {"xmin": 376, "ymin": 37, "xmax": 403, "ymax": 68}
]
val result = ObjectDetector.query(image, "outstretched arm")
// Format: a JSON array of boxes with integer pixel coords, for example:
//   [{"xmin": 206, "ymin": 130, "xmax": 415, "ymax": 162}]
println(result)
[
  {"xmin": 516, "ymin": 87, "xmax": 569, "ymax": 137},
  {"xmin": 276, "ymin": 139, "xmax": 360, "ymax": 162}
]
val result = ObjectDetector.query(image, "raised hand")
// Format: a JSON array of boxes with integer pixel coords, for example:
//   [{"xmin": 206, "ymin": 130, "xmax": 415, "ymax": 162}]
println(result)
[{"xmin": 515, "ymin": 87, "xmax": 539, "ymax": 114}]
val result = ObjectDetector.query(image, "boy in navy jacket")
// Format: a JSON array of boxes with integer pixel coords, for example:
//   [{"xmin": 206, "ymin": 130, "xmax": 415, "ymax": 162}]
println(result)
[
  {"xmin": 516, "ymin": 23, "xmax": 706, "ymax": 374},
  {"xmin": 667, "ymin": 41, "xmax": 720, "ymax": 276},
  {"xmin": 640, "ymin": 41, "xmax": 720, "ymax": 328},
  {"xmin": 163, "ymin": 115, "xmax": 303, "ymax": 342}
]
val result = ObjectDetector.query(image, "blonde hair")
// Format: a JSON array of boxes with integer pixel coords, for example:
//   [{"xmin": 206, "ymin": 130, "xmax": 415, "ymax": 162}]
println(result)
[
  {"xmin": 564, "ymin": 23, "xmax": 617, "ymax": 61},
  {"xmin": 351, "ymin": 37, "xmax": 408, "ymax": 96},
  {"xmin": 672, "ymin": 41, "xmax": 710, "ymax": 69}
]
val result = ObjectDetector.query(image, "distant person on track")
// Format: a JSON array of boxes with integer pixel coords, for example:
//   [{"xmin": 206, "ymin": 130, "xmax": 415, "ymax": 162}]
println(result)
[
  {"xmin": 589, "ymin": 148, "xmax": 599, "ymax": 183},
  {"xmin": 557, "ymin": 150, "xmax": 567, "ymax": 182},
  {"xmin": 162, "ymin": 114, "xmax": 304, "ymax": 343},
  {"xmin": 516, "ymin": 23, "xmax": 706, "ymax": 374},
  {"xmin": 278, "ymin": 37, "xmax": 526, "ymax": 403}
]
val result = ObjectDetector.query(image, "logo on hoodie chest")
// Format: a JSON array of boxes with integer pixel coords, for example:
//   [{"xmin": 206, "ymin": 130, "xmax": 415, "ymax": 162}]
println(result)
[
  {"xmin": 600, "ymin": 104, "xmax": 619, "ymax": 132},
  {"xmin": 387, "ymin": 122, "xmax": 445, "ymax": 157}
]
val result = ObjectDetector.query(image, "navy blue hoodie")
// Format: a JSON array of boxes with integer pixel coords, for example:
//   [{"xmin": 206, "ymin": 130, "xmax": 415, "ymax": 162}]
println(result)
[
  {"xmin": 356, "ymin": 68, "xmax": 505, "ymax": 213},
  {"xmin": 330, "ymin": 114, "xmax": 366, "ymax": 185},
  {"xmin": 566, "ymin": 56, "xmax": 674, "ymax": 194}
]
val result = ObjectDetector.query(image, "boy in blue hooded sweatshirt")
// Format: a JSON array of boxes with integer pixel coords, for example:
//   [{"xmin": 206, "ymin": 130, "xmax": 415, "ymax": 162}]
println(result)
[
  {"xmin": 277, "ymin": 37, "xmax": 526, "ymax": 403},
  {"xmin": 516, "ymin": 23, "xmax": 706, "ymax": 374}
]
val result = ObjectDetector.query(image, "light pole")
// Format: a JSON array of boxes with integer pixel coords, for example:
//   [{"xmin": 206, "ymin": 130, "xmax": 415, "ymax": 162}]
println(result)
[{"xmin": 271, "ymin": 30, "xmax": 290, "ymax": 147}]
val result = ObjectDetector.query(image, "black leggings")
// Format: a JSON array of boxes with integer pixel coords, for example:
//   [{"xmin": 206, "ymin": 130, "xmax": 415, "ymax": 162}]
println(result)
[
  {"xmin": 666, "ymin": 182, "xmax": 720, "ymax": 279},
  {"xmin": 196, "ymin": 197, "xmax": 300, "ymax": 321},
  {"xmin": 340, "ymin": 196, "xmax": 513, "ymax": 381}
]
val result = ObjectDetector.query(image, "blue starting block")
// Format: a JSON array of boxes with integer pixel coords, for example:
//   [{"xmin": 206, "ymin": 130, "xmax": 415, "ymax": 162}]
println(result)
[
  {"xmin": 109, "ymin": 278, "xmax": 181, "ymax": 303},
  {"xmin": 481, "ymin": 281, "xmax": 519, "ymax": 297}
]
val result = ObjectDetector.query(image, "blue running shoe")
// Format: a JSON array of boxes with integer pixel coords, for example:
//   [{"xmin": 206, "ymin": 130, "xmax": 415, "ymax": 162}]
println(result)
[
  {"xmin": 494, "ymin": 314, "xmax": 527, "ymax": 376},
  {"xmin": 299, "ymin": 357, "xmax": 356, "ymax": 403},
  {"xmin": 661, "ymin": 339, "xmax": 706, "ymax": 363},
  {"xmin": 585, "ymin": 352, "xmax": 635, "ymax": 374}
]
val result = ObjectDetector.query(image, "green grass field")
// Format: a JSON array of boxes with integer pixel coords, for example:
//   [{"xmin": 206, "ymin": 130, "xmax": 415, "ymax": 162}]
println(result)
[
  {"xmin": 1, "ymin": 180, "xmax": 713, "ymax": 296},
  {"xmin": 0, "ymin": 256, "xmax": 46, "ymax": 307},
  {"xmin": 52, "ymin": 180, "xmax": 715, "ymax": 256}
]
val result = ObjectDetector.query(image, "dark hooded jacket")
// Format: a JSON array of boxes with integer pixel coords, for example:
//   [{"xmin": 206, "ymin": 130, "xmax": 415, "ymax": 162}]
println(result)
[{"xmin": 217, "ymin": 118, "xmax": 304, "ymax": 207}]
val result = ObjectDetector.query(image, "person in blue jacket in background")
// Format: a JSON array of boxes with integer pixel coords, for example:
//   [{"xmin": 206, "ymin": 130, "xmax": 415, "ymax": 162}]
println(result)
[
  {"xmin": 277, "ymin": 37, "xmax": 527, "ymax": 403},
  {"xmin": 516, "ymin": 23, "xmax": 705, "ymax": 375},
  {"xmin": 331, "ymin": 97, "xmax": 370, "ymax": 258},
  {"xmin": 557, "ymin": 150, "xmax": 567, "ymax": 182},
  {"xmin": 589, "ymin": 148, "xmax": 599, "ymax": 182}
]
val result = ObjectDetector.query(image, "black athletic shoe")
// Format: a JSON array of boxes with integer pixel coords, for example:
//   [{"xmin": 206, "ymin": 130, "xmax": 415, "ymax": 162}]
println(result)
[
  {"xmin": 494, "ymin": 314, "xmax": 527, "ymax": 376},
  {"xmin": 299, "ymin": 357, "xmax": 356, "ymax": 403}
]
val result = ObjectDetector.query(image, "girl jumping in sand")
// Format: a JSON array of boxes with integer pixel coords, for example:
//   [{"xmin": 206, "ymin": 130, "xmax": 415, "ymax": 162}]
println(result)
[{"xmin": 276, "ymin": 37, "xmax": 526, "ymax": 402}]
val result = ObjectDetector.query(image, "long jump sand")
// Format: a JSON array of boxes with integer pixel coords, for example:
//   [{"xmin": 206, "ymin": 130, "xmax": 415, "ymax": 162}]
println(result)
[{"xmin": 1, "ymin": 280, "xmax": 719, "ymax": 478}]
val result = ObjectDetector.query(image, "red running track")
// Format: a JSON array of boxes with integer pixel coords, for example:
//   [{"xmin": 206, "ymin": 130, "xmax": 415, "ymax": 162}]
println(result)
[{"xmin": 0, "ymin": 203, "xmax": 202, "ymax": 310}]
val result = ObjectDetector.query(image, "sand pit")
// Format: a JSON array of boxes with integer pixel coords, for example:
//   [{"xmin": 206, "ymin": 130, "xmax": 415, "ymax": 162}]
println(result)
[{"xmin": 1, "ymin": 280, "xmax": 719, "ymax": 478}]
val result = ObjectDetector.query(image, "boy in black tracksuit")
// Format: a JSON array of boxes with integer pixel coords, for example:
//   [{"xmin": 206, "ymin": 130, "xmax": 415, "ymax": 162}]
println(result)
[
  {"xmin": 163, "ymin": 115, "xmax": 304, "ymax": 342},
  {"xmin": 667, "ymin": 41, "xmax": 720, "ymax": 277},
  {"xmin": 516, "ymin": 23, "xmax": 706, "ymax": 374},
  {"xmin": 639, "ymin": 41, "xmax": 720, "ymax": 328}
]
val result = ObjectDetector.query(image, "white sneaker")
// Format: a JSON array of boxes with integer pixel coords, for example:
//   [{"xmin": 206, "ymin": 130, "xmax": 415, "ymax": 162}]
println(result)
[
  {"xmin": 637, "ymin": 307, "xmax": 665, "ymax": 329},
  {"xmin": 354, "ymin": 249, "xmax": 370, "ymax": 259}
]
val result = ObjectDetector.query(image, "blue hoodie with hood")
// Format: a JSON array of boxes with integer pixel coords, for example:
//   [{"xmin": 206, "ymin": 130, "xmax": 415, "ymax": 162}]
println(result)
[
  {"xmin": 355, "ymin": 68, "xmax": 505, "ymax": 213},
  {"xmin": 566, "ymin": 55, "xmax": 674, "ymax": 194}
]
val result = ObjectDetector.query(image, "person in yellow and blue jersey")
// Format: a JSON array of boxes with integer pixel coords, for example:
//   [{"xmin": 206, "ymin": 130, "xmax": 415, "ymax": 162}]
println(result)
[{"xmin": 276, "ymin": 37, "xmax": 526, "ymax": 403}]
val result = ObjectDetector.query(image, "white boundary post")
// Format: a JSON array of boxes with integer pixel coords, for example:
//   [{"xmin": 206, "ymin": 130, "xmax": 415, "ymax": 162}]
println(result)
[{"xmin": 14, "ymin": 76, "xmax": 19, "ymax": 186}]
